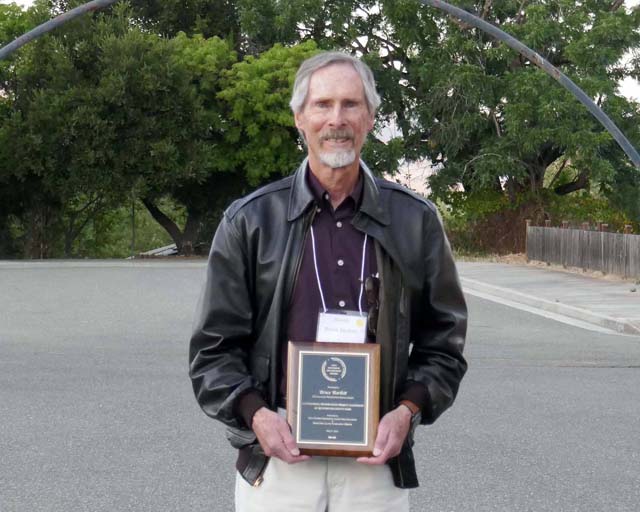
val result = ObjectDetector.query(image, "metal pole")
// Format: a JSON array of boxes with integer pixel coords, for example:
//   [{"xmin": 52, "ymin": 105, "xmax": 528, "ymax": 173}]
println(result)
[
  {"xmin": 131, "ymin": 195, "xmax": 136, "ymax": 258},
  {"xmin": 421, "ymin": 0, "xmax": 640, "ymax": 170},
  {"xmin": 0, "ymin": 0, "xmax": 118, "ymax": 61}
]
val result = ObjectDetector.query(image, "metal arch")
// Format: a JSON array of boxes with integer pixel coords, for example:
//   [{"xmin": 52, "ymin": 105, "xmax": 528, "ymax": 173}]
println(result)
[
  {"xmin": 421, "ymin": 0, "xmax": 640, "ymax": 169},
  {"xmin": 0, "ymin": 0, "xmax": 639, "ymax": 169},
  {"xmin": 0, "ymin": 0, "xmax": 118, "ymax": 61}
]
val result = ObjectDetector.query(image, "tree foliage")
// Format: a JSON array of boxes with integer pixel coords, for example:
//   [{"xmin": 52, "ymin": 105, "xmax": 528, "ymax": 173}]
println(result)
[
  {"xmin": 1, "ymin": 0, "xmax": 639, "ymax": 258},
  {"xmin": 0, "ymin": 1, "xmax": 316, "ymax": 256},
  {"xmin": 129, "ymin": 0, "xmax": 241, "ymax": 41},
  {"xmin": 380, "ymin": 1, "xmax": 640, "ymax": 221}
]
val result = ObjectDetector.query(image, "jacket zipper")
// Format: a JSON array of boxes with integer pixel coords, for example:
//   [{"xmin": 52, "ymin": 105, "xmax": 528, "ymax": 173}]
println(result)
[{"xmin": 284, "ymin": 207, "xmax": 317, "ymax": 308}]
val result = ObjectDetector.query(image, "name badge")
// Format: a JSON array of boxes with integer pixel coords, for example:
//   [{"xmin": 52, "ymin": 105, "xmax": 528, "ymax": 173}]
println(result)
[{"xmin": 316, "ymin": 310, "xmax": 367, "ymax": 343}]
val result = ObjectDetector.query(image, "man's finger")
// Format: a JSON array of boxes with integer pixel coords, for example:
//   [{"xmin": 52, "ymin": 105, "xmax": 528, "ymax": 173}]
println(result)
[
  {"xmin": 277, "ymin": 420, "xmax": 302, "ymax": 456},
  {"xmin": 271, "ymin": 431, "xmax": 310, "ymax": 464},
  {"xmin": 254, "ymin": 411, "xmax": 310, "ymax": 463},
  {"xmin": 356, "ymin": 444, "xmax": 392, "ymax": 465},
  {"xmin": 372, "ymin": 422, "xmax": 390, "ymax": 457},
  {"xmin": 260, "ymin": 431, "xmax": 285, "ymax": 458},
  {"xmin": 252, "ymin": 408, "xmax": 288, "ymax": 458},
  {"xmin": 274, "ymin": 420, "xmax": 311, "ymax": 463},
  {"xmin": 357, "ymin": 435, "xmax": 402, "ymax": 465},
  {"xmin": 357, "ymin": 424, "xmax": 390, "ymax": 464},
  {"xmin": 356, "ymin": 455, "xmax": 386, "ymax": 464},
  {"xmin": 279, "ymin": 452, "xmax": 312, "ymax": 464},
  {"xmin": 357, "ymin": 406, "xmax": 412, "ymax": 464}
]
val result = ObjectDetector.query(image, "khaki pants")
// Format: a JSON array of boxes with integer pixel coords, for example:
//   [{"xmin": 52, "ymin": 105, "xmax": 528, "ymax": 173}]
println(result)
[{"xmin": 235, "ymin": 455, "xmax": 410, "ymax": 512}]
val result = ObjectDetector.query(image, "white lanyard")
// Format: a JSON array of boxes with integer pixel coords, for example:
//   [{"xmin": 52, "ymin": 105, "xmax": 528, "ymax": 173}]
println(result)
[{"xmin": 310, "ymin": 225, "xmax": 368, "ymax": 315}]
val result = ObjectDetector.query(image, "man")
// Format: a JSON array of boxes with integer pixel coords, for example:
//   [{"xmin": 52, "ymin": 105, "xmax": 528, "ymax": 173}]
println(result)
[{"xmin": 189, "ymin": 52, "xmax": 467, "ymax": 511}]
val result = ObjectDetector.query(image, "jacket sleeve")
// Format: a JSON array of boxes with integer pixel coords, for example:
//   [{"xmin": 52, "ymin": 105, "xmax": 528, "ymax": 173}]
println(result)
[
  {"xmin": 406, "ymin": 207, "xmax": 468, "ymax": 425},
  {"xmin": 188, "ymin": 213, "xmax": 266, "ymax": 430}
]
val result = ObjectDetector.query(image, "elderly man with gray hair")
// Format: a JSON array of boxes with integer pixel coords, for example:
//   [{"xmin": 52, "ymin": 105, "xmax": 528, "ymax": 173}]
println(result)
[{"xmin": 189, "ymin": 51, "xmax": 467, "ymax": 511}]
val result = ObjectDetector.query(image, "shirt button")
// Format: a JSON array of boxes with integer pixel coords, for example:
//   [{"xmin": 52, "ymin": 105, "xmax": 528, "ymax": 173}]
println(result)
[
  {"xmin": 324, "ymin": 193, "xmax": 330, "ymax": 200},
  {"xmin": 337, "ymin": 259, "xmax": 344, "ymax": 267},
  {"xmin": 316, "ymin": 207, "xmax": 322, "ymax": 213},
  {"xmin": 336, "ymin": 221, "xmax": 343, "ymax": 228},
  {"xmin": 338, "ymin": 300, "xmax": 346, "ymax": 308}
]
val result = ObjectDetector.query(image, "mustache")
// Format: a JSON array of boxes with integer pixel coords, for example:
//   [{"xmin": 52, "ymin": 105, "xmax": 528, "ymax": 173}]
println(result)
[{"xmin": 320, "ymin": 130, "xmax": 354, "ymax": 142}]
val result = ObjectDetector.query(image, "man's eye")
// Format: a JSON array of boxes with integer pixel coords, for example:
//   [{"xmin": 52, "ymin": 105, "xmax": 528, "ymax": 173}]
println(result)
[{"xmin": 316, "ymin": 102, "xmax": 329, "ymax": 109}]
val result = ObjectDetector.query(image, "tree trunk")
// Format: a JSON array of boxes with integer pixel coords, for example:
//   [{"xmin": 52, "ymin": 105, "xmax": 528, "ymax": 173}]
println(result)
[
  {"xmin": 24, "ymin": 204, "xmax": 55, "ymax": 259},
  {"xmin": 505, "ymin": 176, "xmax": 518, "ymax": 204},
  {"xmin": 141, "ymin": 198, "xmax": 185, "ymax": 253},
  {"xmin": 64, "ymin": 230, "xmax": 73, "ymax": 258},
  {"xmin": 141, "ymin": 199, "xmax": 204, "ymax": 256},
  {"xmin": 529, "ymin": 165, "xmax": 546, "ymax": 194},
  {"xmin": 181, "ymin": 210, "xmax": 202, "ymax": 256}
]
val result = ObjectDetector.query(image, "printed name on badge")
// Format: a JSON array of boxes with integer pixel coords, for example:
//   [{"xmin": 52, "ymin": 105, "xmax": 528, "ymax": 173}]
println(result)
[{"xmin": 316, "ymin": 311, "xmax": 367, "ymax": 343}]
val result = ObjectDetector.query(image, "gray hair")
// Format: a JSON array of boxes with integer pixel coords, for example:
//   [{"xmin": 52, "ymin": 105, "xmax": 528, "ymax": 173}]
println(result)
[{"xmin": 289, "ymin": 52, "xmax": 381, "ymax": 114}]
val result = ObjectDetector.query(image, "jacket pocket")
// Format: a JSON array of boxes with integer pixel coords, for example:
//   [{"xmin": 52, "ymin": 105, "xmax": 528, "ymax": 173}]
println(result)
[{"xmin": 226, "ymin": 426, "xmax": 257, "ymax": 449}]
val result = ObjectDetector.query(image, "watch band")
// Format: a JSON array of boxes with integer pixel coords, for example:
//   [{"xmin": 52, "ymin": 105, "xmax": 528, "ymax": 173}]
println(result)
[{"xmin": 399, "ymin": 399, "xmax": 420, "ymax": 417}]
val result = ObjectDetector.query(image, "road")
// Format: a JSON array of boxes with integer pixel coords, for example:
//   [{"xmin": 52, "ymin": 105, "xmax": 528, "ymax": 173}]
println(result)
[{"xmin": 1, "ymin": 262, "xmax": 638, "ymax": 511}]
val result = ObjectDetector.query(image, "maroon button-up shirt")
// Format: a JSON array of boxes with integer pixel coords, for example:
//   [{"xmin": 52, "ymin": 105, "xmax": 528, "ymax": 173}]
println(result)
[
  {"xmin": 287, "ymin": 168, "xmax": 377, "ymax": 339},
  {"xmin": 279, "ymin": 167, "xmax": 378, "ymax": 399}
]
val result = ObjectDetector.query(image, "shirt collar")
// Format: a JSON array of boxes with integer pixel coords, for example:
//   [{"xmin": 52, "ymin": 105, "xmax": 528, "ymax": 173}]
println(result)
[
  {"xmin": 287, "ymin": 157, "xmax": 390, "ymax": 226},
  {"xmin": 306, "ymin": 165, "xmax": 364, "ymax": 209}
]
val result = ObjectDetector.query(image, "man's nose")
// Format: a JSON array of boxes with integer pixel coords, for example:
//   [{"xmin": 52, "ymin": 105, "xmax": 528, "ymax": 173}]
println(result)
[{"xmin": 328, "ymin": 105, "xmax": 347, "ymax": 126}]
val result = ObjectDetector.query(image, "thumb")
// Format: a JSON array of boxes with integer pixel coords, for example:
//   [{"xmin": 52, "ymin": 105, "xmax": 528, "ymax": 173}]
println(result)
[{"xmin": 373, "ymin": 423, "xmax": 389, "ymax": 457}]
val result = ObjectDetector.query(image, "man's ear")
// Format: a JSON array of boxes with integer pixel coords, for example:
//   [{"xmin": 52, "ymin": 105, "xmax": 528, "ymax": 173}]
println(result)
[{"xmin": 294, "ymin": 111, "xmax": 308, "ymax": 143}]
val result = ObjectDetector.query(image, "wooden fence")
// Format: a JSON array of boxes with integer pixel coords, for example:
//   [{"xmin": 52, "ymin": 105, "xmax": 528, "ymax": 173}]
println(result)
[{"xmin": 526, "ymin": 224, "xmax": 640, "ymax": 279}]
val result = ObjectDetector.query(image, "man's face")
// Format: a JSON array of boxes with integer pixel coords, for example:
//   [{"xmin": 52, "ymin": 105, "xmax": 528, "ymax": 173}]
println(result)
[{"xmin": 295, "ymin": 63, "xmax": 375, "ymax": 170}]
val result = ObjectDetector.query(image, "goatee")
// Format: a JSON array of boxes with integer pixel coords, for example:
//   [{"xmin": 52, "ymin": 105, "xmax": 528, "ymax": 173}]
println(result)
[{"xmin": 319, "ymin": 149, "xmax": 356, "ymax": 169}]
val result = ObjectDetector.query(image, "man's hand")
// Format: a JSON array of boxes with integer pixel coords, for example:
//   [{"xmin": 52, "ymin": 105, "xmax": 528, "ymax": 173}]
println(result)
[
  {"xmin": 251, "ymin": 407, "xmax": 311, "ymax": 464},
  {"xmin": 356, "ymin": 405, "xmax": 412, "ymax": 465}
]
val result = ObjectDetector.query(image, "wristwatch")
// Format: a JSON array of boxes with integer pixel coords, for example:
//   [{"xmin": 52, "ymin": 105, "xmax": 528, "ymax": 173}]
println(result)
[{"xmin": 399, "ymin": 399, "xmax": 422, "ymax": 425}]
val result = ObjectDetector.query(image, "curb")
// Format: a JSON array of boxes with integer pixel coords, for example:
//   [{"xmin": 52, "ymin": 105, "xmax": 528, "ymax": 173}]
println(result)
[{"xmin": 461, "ymin": 277, "xmax": 640, "ymax": 336}]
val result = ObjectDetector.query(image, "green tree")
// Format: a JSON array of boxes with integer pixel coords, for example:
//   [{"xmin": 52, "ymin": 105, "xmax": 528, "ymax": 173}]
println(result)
[
  {"xmin": 129, "ymin": 0, "xmax": 241, "ymax": 43},
  {"xmin": 0, "ymin": 1, "xmax": 318, "ymax": 256},
  {"xmin": 232, "ymin": 0, "xmax": 409, "ymax": 173},
  {"xmin": 234, "ymin": 0, "xmax": 640, "ymax": 244},
  {"xmin": 380, "ymin": 1, "xmax": 640, "ymax": 227},
  {"xmin": 92, "ymin": 31, "xmax": 316, "ymax": 253},
  {"xmin": 0, "ymin": 1, "xmax": 56, "ymax": 257},
  {"xmin": 4, "ymin": 0, "xmax": 638, "ymax": 258},
  {"xmin": 0, "ymin": 2, "xmax": 137, "ymax": 257},
  {"xmin": 218, "ymin": 40, "xmax": 318, "ymax": 183},
  {"xmin": 88, "ymin": 29, "xmax": 235, "ymax": 255},
  {"xmin": 0, "ymin": 1, "xmax": 33, "ymax": 41}
]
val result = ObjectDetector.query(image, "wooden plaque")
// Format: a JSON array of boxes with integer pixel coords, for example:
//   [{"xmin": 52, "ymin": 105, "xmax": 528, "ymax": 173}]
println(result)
[{"xmin": 286, "ymin": 341, "xmax": 380, "ymax": 457}]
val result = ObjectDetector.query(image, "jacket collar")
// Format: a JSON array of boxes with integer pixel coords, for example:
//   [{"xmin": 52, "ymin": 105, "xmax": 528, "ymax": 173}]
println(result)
[{"xmin": 287, "ymin": 157, "xmax": 390, "ymax": 226}]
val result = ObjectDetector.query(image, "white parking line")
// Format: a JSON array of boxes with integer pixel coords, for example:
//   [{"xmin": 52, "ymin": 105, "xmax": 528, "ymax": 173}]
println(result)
[{"xmin": 464, "ymin": 288, "xmax": 624, "ymax": 335}]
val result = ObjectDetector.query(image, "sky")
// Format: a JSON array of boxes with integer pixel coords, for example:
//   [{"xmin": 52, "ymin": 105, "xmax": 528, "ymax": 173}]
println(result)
[{"xmin": 3, "ymin": 0, "xmax": 640, "ymax": 100}]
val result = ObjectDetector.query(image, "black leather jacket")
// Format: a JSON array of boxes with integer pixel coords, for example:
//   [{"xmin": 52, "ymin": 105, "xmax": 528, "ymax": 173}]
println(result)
[{"xmin": 189, "ymin": 159, "xmax": 467, "ymax": 489}]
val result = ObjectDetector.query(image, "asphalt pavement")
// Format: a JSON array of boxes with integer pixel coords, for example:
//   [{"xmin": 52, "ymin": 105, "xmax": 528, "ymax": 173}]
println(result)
[{"xmin": 1, "ymin": 259, "xmax": 639, "ymax": 512}]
